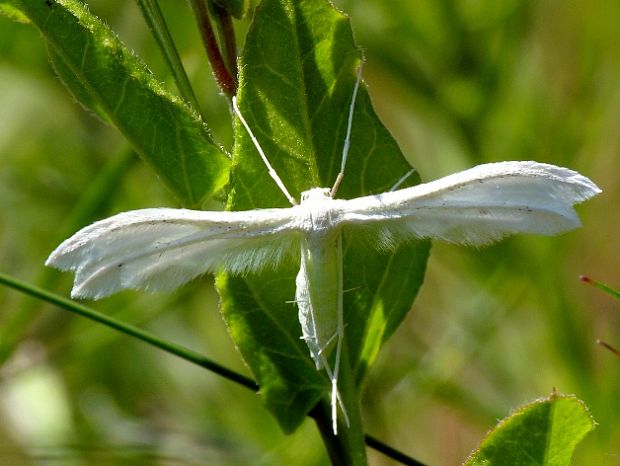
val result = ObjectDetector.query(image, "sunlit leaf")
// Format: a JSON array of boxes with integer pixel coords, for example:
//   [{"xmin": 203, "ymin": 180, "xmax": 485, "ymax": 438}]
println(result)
[
  {"xmin": 218, "ymin": 0, "xmax": 429, "ymax": 432},
  {"xmin": 464, "ymin": 393, "xmax": 596, "ymax": 466}
]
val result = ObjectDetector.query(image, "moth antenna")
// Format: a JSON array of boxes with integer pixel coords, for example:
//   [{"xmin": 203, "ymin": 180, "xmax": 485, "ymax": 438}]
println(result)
[
  {"xmin": 330, "ymin": 61, "xmax": 364, "ymax": 198},
  {"xmin": 390, "ymin": 168, "xmax": 417, "ymax": 192},
  {"xmin": 232, "ymin": 96, "xmax": 298, "ymax": 206}
]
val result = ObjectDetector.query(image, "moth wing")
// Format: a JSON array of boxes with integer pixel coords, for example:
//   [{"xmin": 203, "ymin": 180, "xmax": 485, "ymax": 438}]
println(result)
[
  {"xmin": 46, "ymin": 207, "xmax": 300, "ymax": 299},
  {"xmin": 335, "ymin": 161, "xmax": 600, "ymax": 247}
]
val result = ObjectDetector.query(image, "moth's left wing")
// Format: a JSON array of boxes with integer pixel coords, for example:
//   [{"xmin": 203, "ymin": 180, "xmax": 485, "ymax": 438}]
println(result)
[
  {"xmin": 335, "ymin": 161, "xmax": 600, "ymax": 247},
  {"xmin": 46, "ymin": 207, "xmax": 300, "ymax": 299}
]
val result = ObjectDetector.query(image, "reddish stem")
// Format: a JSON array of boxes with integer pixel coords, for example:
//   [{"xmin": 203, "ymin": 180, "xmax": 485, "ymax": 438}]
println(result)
[
  {"xmin": 215, "ymin": 3, "xmax": 238, "ymax": 82},
  {"xmin": 193, "ymin": 0, "xmax": 237, "ymax": 97}
]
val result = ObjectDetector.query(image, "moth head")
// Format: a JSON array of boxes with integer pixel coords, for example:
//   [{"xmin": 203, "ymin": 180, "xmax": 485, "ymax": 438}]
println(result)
[{"xmin": 300, "ymin": 188, "xmax": 332, "ymax": 203}]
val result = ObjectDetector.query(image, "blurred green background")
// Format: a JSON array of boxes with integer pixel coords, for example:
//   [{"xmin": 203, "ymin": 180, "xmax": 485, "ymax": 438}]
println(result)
[{"xmin": 0, "ymin": 0, "xmax": 618, "ymax": 465}]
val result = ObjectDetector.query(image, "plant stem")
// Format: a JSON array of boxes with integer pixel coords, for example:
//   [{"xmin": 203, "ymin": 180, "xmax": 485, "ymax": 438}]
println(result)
[
  {"xmin": 188, "ymin": 0, "xmax": 237, "ymax": 97},
  {"xmin": 136, "ymin": 0, "xmax": 203, "ymax": 116},
  {"xmin": 311, "ymin": 402, "xmax": 349, "ymax": 466},
  {"xmin": 213, "ymin": 2, "xmax": 238, "ymax": 81},
  {"xmin": 313, "ymin": 344, "xmax": 368, "ymax": 466},
  {"xmin": 364, "ymin": 436, "xmax": 428, "ymax": 466}
]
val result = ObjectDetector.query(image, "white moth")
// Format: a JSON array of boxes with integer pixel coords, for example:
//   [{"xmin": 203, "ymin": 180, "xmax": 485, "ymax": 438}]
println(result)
[{"xmin": 46, "ymin": 66, "xmax": 601, "ymax": 435}]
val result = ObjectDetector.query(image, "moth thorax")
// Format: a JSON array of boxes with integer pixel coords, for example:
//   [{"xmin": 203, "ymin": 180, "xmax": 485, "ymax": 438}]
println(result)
[{"xmin": 297, "ymin": 188, "xmax": 338, "ymax": 235}]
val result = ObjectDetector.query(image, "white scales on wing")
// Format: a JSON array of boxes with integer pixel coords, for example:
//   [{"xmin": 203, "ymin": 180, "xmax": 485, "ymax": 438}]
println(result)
[{"xmin": 45, "ymin": 63, "xmax": 601, "ymax": 435}]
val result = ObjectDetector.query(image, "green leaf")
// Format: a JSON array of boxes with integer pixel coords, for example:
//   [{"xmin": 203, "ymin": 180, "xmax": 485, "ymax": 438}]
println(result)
[
  {"xmin": 214, "ymin": 0, "xmax": 247, "ymax": 19},
  {"xmin": 5, "ymin": 0, "xmax": 229, "ymax": 207},
  {"xmin": 47, "ymin": 47, "xmax": 112, "ymax": 123},
  {"xmin": 218, "ymin": 0, "xmax": 430, "ymax": 432},
  {"xmin": 465, "ymin": 393, "xmax": 596, "ymax": 466}
]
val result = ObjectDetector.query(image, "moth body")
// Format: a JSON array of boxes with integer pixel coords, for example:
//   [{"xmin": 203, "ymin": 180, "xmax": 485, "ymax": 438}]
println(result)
[
  {"xmin": 295, "ymin": 231, "xmax": 342, "ymax": 370},
  {"xmin": 295, "ymin": 187, "xmax": 342, "ymax": 367}
]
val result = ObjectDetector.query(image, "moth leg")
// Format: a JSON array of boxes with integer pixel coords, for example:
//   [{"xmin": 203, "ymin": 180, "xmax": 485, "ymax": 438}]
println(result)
[
  {"xmin": 317, "ymin": 319, "xmax": 350, "ymax": 434},
  {"xmin": 319, "ymin": 349, "xmax": 350, "ymax": 435},
  {"xmin": 316, "ymin": 330, "xmax": 339, "ymax": 357}
]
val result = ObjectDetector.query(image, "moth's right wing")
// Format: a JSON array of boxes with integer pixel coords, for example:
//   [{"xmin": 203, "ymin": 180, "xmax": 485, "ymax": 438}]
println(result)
[
  {"xmin": 46, "ymin": 207, "xmax": 300, "ymax": 299},
  {"xmin": 335, "ymin": 161, "xmax": 600, "ymax": 247}
]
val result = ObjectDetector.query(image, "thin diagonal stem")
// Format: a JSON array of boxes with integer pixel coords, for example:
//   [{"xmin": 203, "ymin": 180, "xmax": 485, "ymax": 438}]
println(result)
[
  {"xmin": 365, "ymin": 435, "xmax": 428, "ymax": 466},
  {"xmin": 0, "ymin": 272, "xmax": 257, "ymax": 391},
  {"xmin": 580, "ymin": 275, "xmax": 620, "ymax": 300},
  {"xmin": 0, "ymin": 272, "xmax": 426, "ymax": 465}
]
